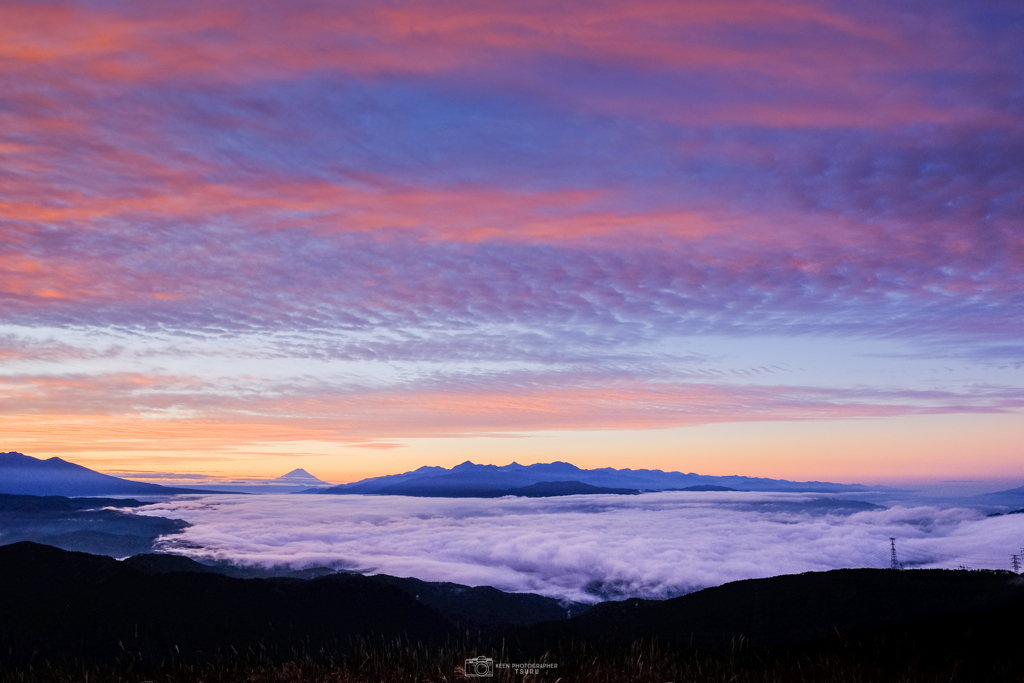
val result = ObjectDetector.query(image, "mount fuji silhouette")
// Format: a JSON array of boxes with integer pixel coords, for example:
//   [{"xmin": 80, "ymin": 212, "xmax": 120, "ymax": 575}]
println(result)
[{"xmin": 275, "ymin": 468, "xmax": 325, "ymax": 485}]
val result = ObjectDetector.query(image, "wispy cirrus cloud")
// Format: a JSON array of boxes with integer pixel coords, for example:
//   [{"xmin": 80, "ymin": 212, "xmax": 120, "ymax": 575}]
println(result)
[{"xmin": 3, "ymin": 366, "xmax": 1022, "ymax": 455}]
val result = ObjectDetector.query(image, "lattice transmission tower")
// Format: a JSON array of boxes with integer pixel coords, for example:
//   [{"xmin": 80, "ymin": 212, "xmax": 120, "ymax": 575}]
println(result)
[
  {"xmin": 1013, "ymin": 554, "xmax": 1021, "ymax": 574},
  {"xmin": 889, "ymin": 537, "xmax": 903, "ymax": 570}
]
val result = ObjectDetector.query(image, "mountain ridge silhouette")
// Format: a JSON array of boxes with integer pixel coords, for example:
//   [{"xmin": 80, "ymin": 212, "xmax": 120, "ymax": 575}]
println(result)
[{"xmin": 317, "ymin": 460, "xmax": 879, "ymax": 497}]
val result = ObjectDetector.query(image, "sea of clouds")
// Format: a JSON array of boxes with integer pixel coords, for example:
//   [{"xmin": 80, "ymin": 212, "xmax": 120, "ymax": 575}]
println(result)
[{"xmin": 134, "ymin": 492, "xmax": 1024, "ymax": 602}]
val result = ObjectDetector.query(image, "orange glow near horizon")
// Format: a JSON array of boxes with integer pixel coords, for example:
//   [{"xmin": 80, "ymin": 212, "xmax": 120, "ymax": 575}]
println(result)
[{"xmin": 4, "ymin": 412, "xmax": 1022, "ymax": 487}]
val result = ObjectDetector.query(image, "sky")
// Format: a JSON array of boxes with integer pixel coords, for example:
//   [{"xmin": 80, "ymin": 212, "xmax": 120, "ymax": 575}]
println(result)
[
  {"xmin": 136, "ymin": 492, "xmax": 1024, "ymax": 599},
  {"xmin": 2, "ymin": 0, "xmax": 1023, "ymax": 485}
]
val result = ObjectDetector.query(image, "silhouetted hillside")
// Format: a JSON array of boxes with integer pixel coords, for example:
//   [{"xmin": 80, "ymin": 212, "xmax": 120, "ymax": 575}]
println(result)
[
  {"xmin": 0, "ymin": 543, "xmax": 586, "ymax": 664},
  {"xmin": 522, "ymin": 567, "xmax": 1024, "ymax": 647},
  {"xmin": 122, "ymin": 552, "xmax": 224, "ymax": 575},
  {"xmin": 3, "ymin": 543, "xmax": 1024, "ymax": 681},
  {"xmin": 121, "ymin": 551, "xmax": 588, "ymax": 626},
  {"xmin": 0, "ymin": 542, "xmax": 451, "ymax": 664},
  {"xmin": 126, "ymin": 552, "xmax": 344, "ymax": 579},
  {"xmin": 368, "ymin": 574, "xmax": 590, "ymax": 627}
]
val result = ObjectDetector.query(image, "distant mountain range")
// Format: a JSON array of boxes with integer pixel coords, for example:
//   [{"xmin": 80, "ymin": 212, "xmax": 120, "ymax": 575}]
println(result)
[
  {"xmin": 315, "ymin": 460, "xmax": 876, "ymax": 497},
  {"xmin": 976, "ymin": 483, "xmax": 1024, "ymax": 507},
  {"xmin": 0, "ymin": 452, "xmax": 227, "ymax": 497},
  {"xmin": 0, "ymin": 453, "xmax": 332, "ymax": 497},
  {"xmin": 2, "ymin": 451, "xmax": 877, "ymax": 499}
]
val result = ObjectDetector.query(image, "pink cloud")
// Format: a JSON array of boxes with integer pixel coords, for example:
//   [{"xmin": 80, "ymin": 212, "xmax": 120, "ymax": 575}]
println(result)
[{"xmin": 0, "ymin": 0, "xmax": 1007, "ymax": 130}]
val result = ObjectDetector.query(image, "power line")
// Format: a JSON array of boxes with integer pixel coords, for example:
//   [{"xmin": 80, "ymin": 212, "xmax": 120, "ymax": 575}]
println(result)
[{"xmin": 872, "ymin": 542, "xmax": 1013, "ymax": 569}]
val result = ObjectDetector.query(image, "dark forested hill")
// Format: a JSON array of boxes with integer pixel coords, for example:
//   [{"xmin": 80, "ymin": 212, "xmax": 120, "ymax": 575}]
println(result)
[
  {"xmin": 521, "ymin": 567, "xmax": 1024, "ymax": 647},
  {"xmin": 0, "ymin": 542, "xmax": 583, "ymax": 665},
  {"xmin": 3, "ymin": 542, "xmax": 1024, "ymax": 679},
  {"xmin": 0, "ymin": 542, "xmax": 449, "ymax": 663}
]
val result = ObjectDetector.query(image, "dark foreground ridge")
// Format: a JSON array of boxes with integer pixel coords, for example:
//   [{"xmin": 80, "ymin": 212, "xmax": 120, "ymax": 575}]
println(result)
[
  {"xmin": 0, "ymin": 542, "xmax": 584, "ymax": 664},
  {"xmin": 2, "ymin": 542, "xmax": 1024, "ymax": 682},
  {"xmin": 525, "ymin": 567, "xmax": 1024, "ymax": 646}
]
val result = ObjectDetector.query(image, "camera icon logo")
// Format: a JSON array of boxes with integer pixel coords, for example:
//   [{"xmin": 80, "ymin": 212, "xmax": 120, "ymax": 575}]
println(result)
[{"xmin": 464, "ymin": 656, "xmax": 494, "ymax": 677}]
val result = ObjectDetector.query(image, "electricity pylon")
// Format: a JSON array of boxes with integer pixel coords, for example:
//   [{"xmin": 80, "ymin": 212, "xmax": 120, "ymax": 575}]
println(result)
[{"xmin": 890, "ymin": 538, "xmax": 903, "ymax": 570}]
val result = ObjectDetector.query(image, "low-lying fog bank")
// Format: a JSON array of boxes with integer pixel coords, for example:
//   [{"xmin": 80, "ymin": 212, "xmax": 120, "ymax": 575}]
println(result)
[{"xmin": 129, "ymin": 492, "xmax": 1023, "ymax": 602}]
